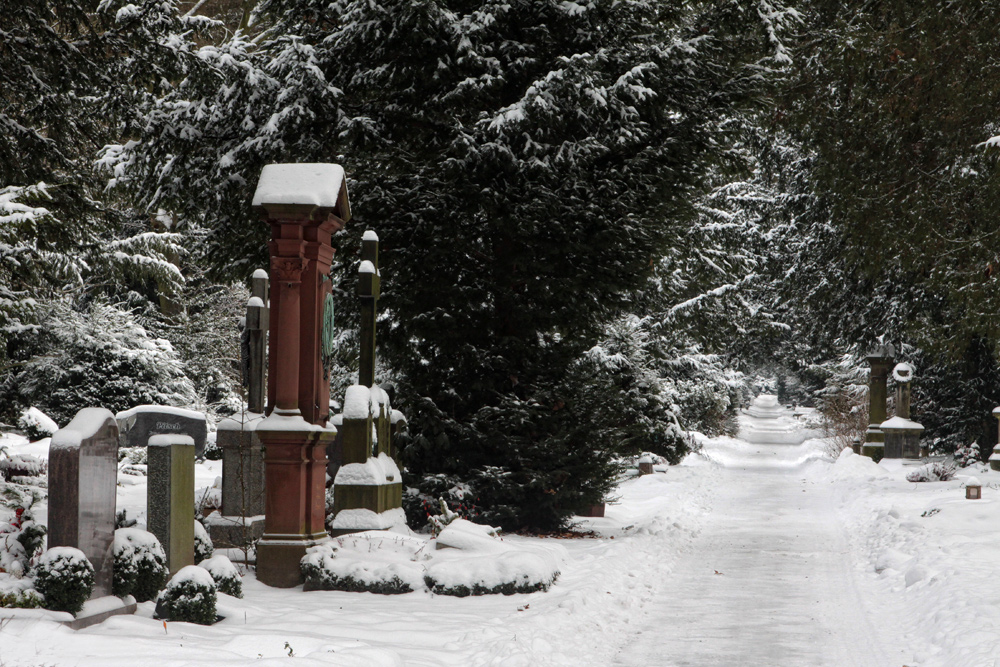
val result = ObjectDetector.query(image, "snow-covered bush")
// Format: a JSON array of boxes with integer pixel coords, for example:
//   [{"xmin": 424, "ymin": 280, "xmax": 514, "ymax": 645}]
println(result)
[
  {"xmin": 954, "ymin": 442, "xmax": 981, "ymax": 468},
  {"xmin": 16, "ymin": 408, "xmax": 57, "ymax": 442},
  {"xmin": 300, "ymin": 534, "xmax": 426, "ymax": 595},
  {"xmin": 113, "ymin": 528, "xmax": 168, "ymax": 602},
  {"xmin": 156, "ymin": 565, "xmax": 217, "ymax": 625},
  {"xmin": 198, "ymin": 555, "xmax": 242, "ymax": 598},
  {"xmin": 401, "ymin": 474, "xmax": 479, "ymax": 533},
  {"xmin": 0, "ymin": 589, "xmax": 42, "ymax": 608},
  {"xmin": 423, "ymin": 520, "xmax": 559, "ymax": 597},
  {"xmin": 34, "ymin": 547, "xmax": 94, "ymax": 614},
  {"xmin": 1, "ymin": 507, "xmax": 46, "ymax": 574},
  {"xmin": 193, "ymin": 520, "xmax": 213, "ymax": 564},
  {"xmin": 0, "ymin": 454, "xmax": 46, "ymax": 481},
  {"xmin": 906, "ymin": 462, "xmax": 957, "ymax": 483}
]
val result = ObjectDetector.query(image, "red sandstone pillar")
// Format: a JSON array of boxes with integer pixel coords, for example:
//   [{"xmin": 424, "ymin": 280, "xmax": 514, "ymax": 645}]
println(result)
[{"xmin": 251, "ymin": 164, "xmax": 350, "ymax": 588}]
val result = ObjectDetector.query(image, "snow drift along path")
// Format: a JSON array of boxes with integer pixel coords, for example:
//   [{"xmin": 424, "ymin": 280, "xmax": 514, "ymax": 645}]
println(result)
[{"xmin": 613, "ymin": 437, "xmax": 909, "ymax": 667}]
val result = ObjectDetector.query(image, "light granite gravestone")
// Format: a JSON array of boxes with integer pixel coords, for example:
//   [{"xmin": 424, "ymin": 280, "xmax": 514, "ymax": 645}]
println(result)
[
  {"xmin": 48, "ymin": 408, "xmax": 119, "ymax": 597},
  {"xmin": 116, "ymin": 405, "xmax": 208, "ymax": 458},
  {"xmin": 147, "ymin": 434, "xmax": 195, "ymax": 574}
]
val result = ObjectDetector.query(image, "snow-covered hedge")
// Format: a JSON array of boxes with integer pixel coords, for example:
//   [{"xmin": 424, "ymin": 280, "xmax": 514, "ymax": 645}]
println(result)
[
  {"xmin": 34, "ymin": 547, "xmax": 94, "ymax": 614},
  {"xmin": 198, "ymin": 555, "xmax": 242, "ymax": 598},
  {"xmin": 193, "ymin": 520, "xmax": 213, "ymax": 564},
  {"xmin": 301, "ymin": 521, "xmax": 561, "ymax": 597},
  {"xmin": 0, "ymin": 589, "xmax": 42, "ymax": 608},
  {"xmin": 423, "ymin": 520, "xmax": 559, "ymax": 597},
  {"xmin": 0, "ymin": 453, "xmax": 46, "ymax": 480},
  {"xmin": 156, "ymin": 565, "xmax": 217, "ymax": 625},
  {"xmin": 301, "ymin": 535, "xmax": 424, "ymax": 595},
  {"xmin": 113, "ymin": 528, "xmax": 168, "ymax": 602}
]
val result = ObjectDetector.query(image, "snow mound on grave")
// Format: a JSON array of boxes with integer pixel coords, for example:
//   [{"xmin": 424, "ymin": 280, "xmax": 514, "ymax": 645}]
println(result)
[
  {"xmin": 302, "ymin": 533, "xmax": 427, "ymax": 594},
  {"xmin": 827, "ymin": 447, "xmax": 892, "ymax": 481},
  {"xmin": 424, "ymin": 519, "xmax": 561, "ymax": 597}
]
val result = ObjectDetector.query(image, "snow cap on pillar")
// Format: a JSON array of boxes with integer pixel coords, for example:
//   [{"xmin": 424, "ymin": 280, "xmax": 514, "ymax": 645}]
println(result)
[{"xmin": 252, "ymin": 163, "xmax": 351, "ymax": 222}]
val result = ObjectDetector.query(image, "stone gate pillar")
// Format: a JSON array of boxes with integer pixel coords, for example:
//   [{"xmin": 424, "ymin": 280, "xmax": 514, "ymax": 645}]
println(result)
[
  {"xmin": 861, "ymin": 344, "xmax": 895, "ymax": 459},
  {"xmin": 251, "ymin": 163, "xmax": 350, "ymax": 587}
]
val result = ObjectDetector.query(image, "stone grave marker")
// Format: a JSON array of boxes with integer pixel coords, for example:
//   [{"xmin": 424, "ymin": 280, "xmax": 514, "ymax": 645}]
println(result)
[
  {"xmin": 116, "ymin": 405, "xmax": 208, "ymax": 458},
  {"xmin": 862, "ymin": 344, "xmax": 894, "ymax": 459},
  {"xmin": 48, "ymin": 408, "xmax": 119, "ymax": 597},
  {"xmin": 147, "ymin": 433, "xmax": 195, "ymax": 574}
]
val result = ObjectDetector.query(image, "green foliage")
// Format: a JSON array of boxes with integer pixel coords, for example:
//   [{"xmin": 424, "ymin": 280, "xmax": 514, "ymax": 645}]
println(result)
[
  {"xmin": 34, "ymin": 547, "xmax": 95, "ymax": 615},
  {"xmin": 0, "ymin": 590, "xmax": 43, "ymax": 608},
  {"xmin": 113, "ymin": 528, "xmax": 168, "ymax": 602},
  {"xmin": 300, "ymin": 561, "xmax": 413, "ymax": 595},
  {"xmin": 193, "ymin": 521, "xmax": 214, "ymax": 564},
  {"xmin": 423, "ymin": 574, "xmax": 556, "ymax": 597},
  {"xmin": 156, "ymin": 568, "xmax": 218, "ymax": 626}
]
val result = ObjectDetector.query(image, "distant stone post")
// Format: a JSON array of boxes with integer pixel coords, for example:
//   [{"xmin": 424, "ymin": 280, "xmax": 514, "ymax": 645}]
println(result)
[
  {"xmin": 146, "ymin": 434, "xmax": 195, "ymax": 574},
  {"xmin": 246, "ymin": 269, "xmax": 269, "ymax": 414},
  {"xmin": 990, "ymin": 408, "xmax": 1000, "ymax": 471},
  {"xmin": 48, "ymin": 408, "xmax": 119, "ymax": 597},
  {"xmin": 358, "ymin": 230, "xmax": 380, "ymax": 388},
  {"xmin": 251, "ymin": 163, "xmax": 348, "ymax": 587},
  {"xmin": 861, "ymin": 344, "xmax": 895, "ymax": 459}
]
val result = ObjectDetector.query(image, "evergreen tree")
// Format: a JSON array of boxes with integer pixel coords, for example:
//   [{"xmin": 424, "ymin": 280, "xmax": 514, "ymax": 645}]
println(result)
[{"xmin": 106, "ymin": 0, "xmax": 798, "ymax": 530}]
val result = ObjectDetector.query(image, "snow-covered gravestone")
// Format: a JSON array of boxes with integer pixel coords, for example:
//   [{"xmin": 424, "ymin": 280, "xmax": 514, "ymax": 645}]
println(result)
[
  {"xmin": 48, "ymin": 409, "xmax": 119, "ymax": 597},
  {"xmin": 329, "ymin": 385, "xmax": 404, "ymax": 536},
  {"xmin": 862, "ymin": 344, "xmax": 895, "ymax": 459},
  {"xmin": 116, "ymin": 405, "xmax": 208, "ymax": 458},
  {"xmin": 881, "ymin": 362, "xmax": 923, "ymax": 460},
  {"xmin": 147, "ymin": 434, "xmax": 195, "ymax": 574}
]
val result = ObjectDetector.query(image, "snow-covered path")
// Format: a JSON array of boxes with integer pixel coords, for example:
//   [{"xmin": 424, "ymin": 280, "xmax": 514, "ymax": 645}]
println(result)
[{"xmin": 613, "ymin": 438, "xmax": 909, "ymax": 667}]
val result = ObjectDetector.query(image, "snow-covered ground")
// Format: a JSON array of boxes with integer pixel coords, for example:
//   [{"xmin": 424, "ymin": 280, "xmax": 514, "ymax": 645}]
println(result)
[{"xmin": 1, "ymin": 410, "xmax": 998, "ymax": 666}]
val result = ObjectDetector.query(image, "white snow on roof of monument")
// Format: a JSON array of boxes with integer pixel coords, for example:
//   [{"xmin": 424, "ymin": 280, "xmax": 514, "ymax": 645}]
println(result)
[
  {"xmin": 362, "ymin": 230, "xmax": 379, "ymax": 242},
  {"xmin": 252, "ymin": 268, "xmax": 268, "ymax": 279},
  {"xmin": 334, "ymin": 452, "xmax": 400, "ymax": 485},
  {"xmin": 251, "ymin": 163, "xmax": 346, "ymax": 208},
  {"xmin": 359, "ymin": 260, "xmax": 376, "ymax": 274},
  {"xmin": 892, "ymin": 362, "xmax": 915, "ymax": 382},
  {"xmin": 148, "ymin": 434, "xmax": 195, "ymax": 447},
  {"xmin": 115, "ymin": 405, "xmax": 205, "ymax": 421},
  {"xmin": 965, "ymin": 477, "xmax": 982, "ymax": 487},
  {"xmin": 247, "ymin": 296, "xmax": 264, "ymax": 308},
  {"xmin": 50, "ymin": 407, "xmax": 115, "ymax": 449},
  {"xmin": 879, "ymin": 416, "xmax": 924, "ymax": 431}
]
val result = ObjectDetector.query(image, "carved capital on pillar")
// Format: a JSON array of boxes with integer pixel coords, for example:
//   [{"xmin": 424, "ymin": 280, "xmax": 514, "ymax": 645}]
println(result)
[{"xmin": 271, "ymin": 257, "xmax": 309, "ymax": 283}]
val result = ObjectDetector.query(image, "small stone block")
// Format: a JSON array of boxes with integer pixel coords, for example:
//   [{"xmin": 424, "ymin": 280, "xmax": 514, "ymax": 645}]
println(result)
[
  {"xmin": 638, "ymin": 461, "xmax": 654, "ymax": 475},
  {"xmin": 966, "ymin": 485, "xmax": 982, "ymax": 500},
  {"xmin": 578, "ymin": 504, "xmax": 606, "ymax": 518}
]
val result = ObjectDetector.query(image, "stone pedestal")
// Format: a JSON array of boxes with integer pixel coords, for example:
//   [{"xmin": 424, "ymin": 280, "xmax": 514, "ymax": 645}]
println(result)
[
  {"xmin": 252, "ymin": 163, "xmax": 350, "ymax": 587},
  {"xmin": 147, "ymin": 434, "xmax": 195, "ymax": 575},
  {"xmin": 48, "ymin": 408, "xmax": 119, "ymax": 598},
  {"xmin": 210, "ymin": 412, "xmax": 266, "ymax": 551},
  {"xmin": 862, "ymin": 345, "xmax": 895, "ymax": 459},
  {"xmin": 880, "ymin": 417, "xmax": 923, "ymax": 460}
]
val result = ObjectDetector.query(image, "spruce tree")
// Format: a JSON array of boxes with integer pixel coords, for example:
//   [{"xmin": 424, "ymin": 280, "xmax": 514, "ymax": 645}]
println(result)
[{"xmin": 107, "ymin": 0, "xmax": 798, "ymax": 530}]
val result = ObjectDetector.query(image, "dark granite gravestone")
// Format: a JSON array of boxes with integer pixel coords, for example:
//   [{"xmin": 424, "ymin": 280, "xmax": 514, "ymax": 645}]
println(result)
[
  {"xmin": 147, "ymin": 434, "xmax": 195, "ymax": 574},
  {"xmin": 48, "ymin": 408, "xmax": 119, "ymax": 597},
  {"xmin": 116, "ymin": 405, "xmax": 208, "ymax": 458}
]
